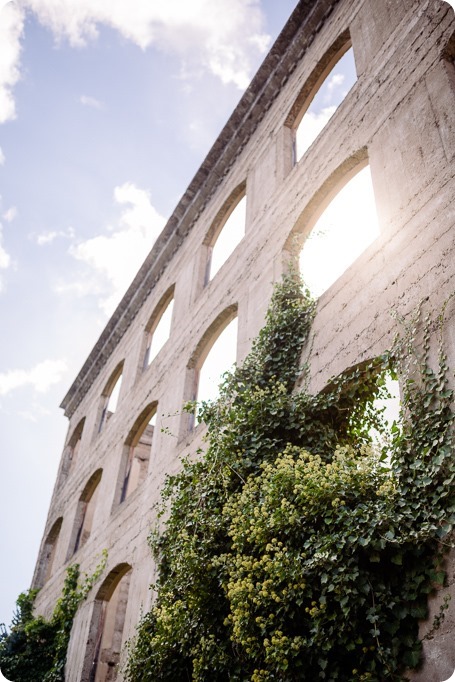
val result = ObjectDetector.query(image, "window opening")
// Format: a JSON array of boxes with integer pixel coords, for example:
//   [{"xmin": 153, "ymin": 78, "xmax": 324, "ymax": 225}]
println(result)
[
  {"xmin": 299, "ymin": 165, "xmax": 379, "ymax": 297},
  {"xmin": 295, "ymin": 47, "xmax": 357, "ymax": 162},
  {"xmin": 72, "ymin": 471, "xmax": 102, "ymax": 555},
  {"xmin": 36, "ymin": 517, "xmax": 62, "ymax": 587},
  {"xmin": 207, "ymin": 196, "xmax": 246, "ymax": 282},
  {"xmin": 106, "ymin": 375, "xmax": 121, "ymax": 415},
  {"xmin": 371, "ymin": 372, "xmax": 401, "ymax": 462},
  {"xmin": 144, "ymin": 298, "xmax": 174, "ymax": 367},
  {"xmin": 70, "ymin": 431, "xmax": 82, "ymax": 466},
  {"xmin": 120, "ymin": 409, "xmax": 157, "ymax": 503},
  {"xmin": 196, "ymin": 317, "xmax": 238, "ymax": 408},
  {"xmin": 61, "ymin": 418, "xmax": 85, "ymax": 480},
  {"xmin": 87, "ymin": 566, "xmax": 132, "ymax": 682},
  {"xmin": 99, "ymin": 369, "xmax": 123, "ymax": 432}
]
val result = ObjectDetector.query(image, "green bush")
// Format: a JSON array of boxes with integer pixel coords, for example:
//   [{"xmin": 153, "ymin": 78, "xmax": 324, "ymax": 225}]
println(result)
[{"xmin": 0, "ymin": 553, "xmax": 106, "ymax": 681}]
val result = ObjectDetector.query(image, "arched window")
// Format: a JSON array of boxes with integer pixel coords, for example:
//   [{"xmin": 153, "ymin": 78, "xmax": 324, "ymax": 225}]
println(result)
[
  {"xmin": 205, "ymin": 192, "xmax": 246, "ymax": 283},
  {"xmin": 35, "ymin": 517, "xmax": 62, "ymax": 587},
  {"xmin": 70, "ymin": 469, "xmax": 102, "ymax": 556},
  {"xmin": 98, "ymin": 364, "xmax": 123, "ymax": 432},
  {"xmin": 190, "ymin": 311, "xmax": 238, "ymax": 425},
  {"xmin": 299, "ymin": 164, "xmax": 379, "ymax": 297},
  {"xmin": 118, "ymin": 404, "xmax": 157, "ymax": 503},
  {"xmin": 322, "ymin": 361, "xmax": 401, "ymax": 459},
  {"xmin": 84, "ymin": 564, "xmax": 132, "ymax": 682},
  {"xmin": 287, "ymin": 34, "xmax": 357, "ymax": 163},
  {"xmin": 371, "ymin": 371, "xmax": 401, "ymax": 459},
  {"xmin": 60, "ymin": 418, "xmax": 85, "ymax": 482},
  {"xmin": 196, "ymin": 318, "xmax": 238, "ymax": 404},
  {"xmin": 144, "ymin": 290, "xmax": 174, "ymax": 368}
]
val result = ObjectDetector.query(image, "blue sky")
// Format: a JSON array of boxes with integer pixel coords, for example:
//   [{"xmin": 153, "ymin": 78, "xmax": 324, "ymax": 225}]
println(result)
[{"xmin": 0, "ymin": 0, "xmax": 301, "ymax": 628}]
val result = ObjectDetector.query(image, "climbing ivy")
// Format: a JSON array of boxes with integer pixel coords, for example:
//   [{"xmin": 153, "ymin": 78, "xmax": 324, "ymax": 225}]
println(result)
[
  {"xmin": 0, "ymin": 552, "xmax": 106, "ymax": 682},
  {"xmin": 124, "ymin": 274, "xmax": 454, "ymax": 681}
]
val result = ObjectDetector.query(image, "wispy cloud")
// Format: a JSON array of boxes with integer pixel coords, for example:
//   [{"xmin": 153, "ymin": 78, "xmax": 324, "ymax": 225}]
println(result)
[
  {"xmin": 2, "ymin": 206, "xmax": 17, "ymax": 222},
  {"xmin": 327, "ymin": 73, "xmax": 345, "ymax": 92},
  {"xmin": 16, "ymin": 402, "xmax": 52, "ymax": 423},
  {"xmin": 0, "ymin": 358, "xmax": 67, "ymax": 396},
  {"xmin": 1, "ymin": 0, "xmax": 269, "ymax": 127},
  {"xmin": 35, "ymin": 226, "xmax": 75, "ymax": 245},
  {"xmin": 0, "ymin": 222, "xmax": 11, "ymax": 291},
  {"xmin": 0, "ymin": 239, "xmax": 10, "ymax": 270},
  {"xmin": 0, "ymin": 146, "xmax": 5, "ymax": 165},
  {"xmin": 80, "ymin": 94, "xmax": 103, "ymax": 109},
  {"xmin": 65, "ymin": 182, "xmax": 166, "ymax": 315},
  {"xmin": 54, "ymin": 278, "xmax": 100, "ymax": 298},
  {"xmin": 0, "ymin": 1, "xmax": 24, "ymax": 123},
  {"xmin": 324, "ymin": 73, "xmax": 345, "ymax": 104}
]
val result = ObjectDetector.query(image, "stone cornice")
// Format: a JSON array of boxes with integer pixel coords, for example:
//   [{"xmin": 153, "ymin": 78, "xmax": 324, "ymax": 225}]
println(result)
[{"xmin": 60, "ymin": 0, "xmax": 337, "ymax": 418}]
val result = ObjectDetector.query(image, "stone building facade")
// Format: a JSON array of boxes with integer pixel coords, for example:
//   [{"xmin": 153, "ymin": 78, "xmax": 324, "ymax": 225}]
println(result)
[{"xmin": 32, "ymin": 0, "xmax": 455, "ymax": 679}]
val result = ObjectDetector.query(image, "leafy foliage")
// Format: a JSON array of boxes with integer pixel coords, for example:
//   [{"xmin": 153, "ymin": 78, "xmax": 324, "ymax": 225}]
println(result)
[
  {"xmin": 0, "ymin": 552, "xmax": 107, "ymax": 682},
  {"xmin": 124, "ymin": 274, "xmax": 454, "ymax": 681}
]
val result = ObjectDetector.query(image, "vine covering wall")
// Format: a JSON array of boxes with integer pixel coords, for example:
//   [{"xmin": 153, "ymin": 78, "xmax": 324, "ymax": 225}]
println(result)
[
  {"xmin": 0, "ymin": 553, "xmax": 106, "ymax": 682},
  {"xmin": 124, "ymin": 275, "xmax": 454, "ymax": 681}
]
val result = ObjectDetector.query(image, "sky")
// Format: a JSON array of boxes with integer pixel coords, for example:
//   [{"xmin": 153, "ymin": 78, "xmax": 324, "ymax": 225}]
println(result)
[{"xmin": 0, "ymin": 0, "xmax": 302, "ymax": 630}]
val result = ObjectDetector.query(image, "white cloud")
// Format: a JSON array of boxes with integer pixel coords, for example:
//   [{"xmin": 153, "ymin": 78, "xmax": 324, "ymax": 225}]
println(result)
[
  {"xmin": 0, "ymin": 0, "xmax": 269, "ymax": 133},
  {"xmin": 0, "ymin": 358, "xmax": 67, "ymax": 396},
  {"xmin": 323, "ymin": 72, "xmax": 346, "ymax": 105},
  {"xmin": 54, "ymin": 278, "xmax": 100, "ymax": 297},
  {"xmin": 22, "ymin": 0, "xmax": 269, "ymax": 90},
  {"xmin": 35, "ymin": 226, "xmax": 74, "ymax": 245},
  {"xmin": 327, "ymin": 73, "xmax": 345, "ymax": 94},
  {"xmin": 17, "ymin": 402, "xmax": 52, "ymax": 422},
  {"xmin": 0, "ymin": 1, "xmax": 24, "ymax": 123},
  {"xmin": 0, "ymin": 222, "xmax": 11, "ymax": 291},
  {"xmin": 80, "ymin": 94, "xmax": 103, "ymax": 109},
  {"xmin": 68, "ymin": 182, "xmax": 166, "ymax": 315},
  {"xmin": 0, "ymin": 146, "xmax": 5, "ymax": 164},
  {"xmin": 2, "ymin": 206, "xmax": 17, "ymax": 222},
  {"xmin": 0, "ymin": 241, "xmax": 10, "ymax": 270}
]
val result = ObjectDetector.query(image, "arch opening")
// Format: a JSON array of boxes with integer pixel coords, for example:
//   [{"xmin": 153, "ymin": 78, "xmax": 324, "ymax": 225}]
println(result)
[
  {"xmin": 293, "ymin": 43, "xmax": 357, "ymax": 162},
  {"xmin": 299, "ymin": 165, "xmax": 379, "ymax": 297},
  {"xmin": 60, "ymin": 417, "xmax": 85, "ymax": 482},
  {"xmin": 71, "ymin": 470, "xmax": 102, "ymax": 556},
  {"xmin": 86, "ymin": 565, "xmax": 132, "ymax": 682},
  {"xmin": 119, "ymin": 404, "xmax": 157, "ymax": 503},
  {"xmin": 206, "ymin": 195, "xmax": 246, "ymax": 282},
  {"xmin": 35, "ymin": 517, "xmax": 63, "ymax": 587},
  {"xmin": 99, "ymin": 365, "xmax": 123, "ymax": 432},
  {"xmin": 144, "ymin": 295, "xmax": 174, "ymax": 367},
  {"xmin": 194, "ymin": 316, "xmax": 238, "ymax": 415}
]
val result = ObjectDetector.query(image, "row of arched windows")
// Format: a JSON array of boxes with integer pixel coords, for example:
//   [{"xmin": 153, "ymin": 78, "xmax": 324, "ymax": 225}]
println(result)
[
  {"xmin": 40, "ymin": 30, "xmax": 379, "ymax": 598},
  {"xmin": 46, "ymin": 26, "xmax": 377, "ymax": 573},
  {"xmin": 59, "ymin": 26, "xmax": 368, "ymax": 469}
]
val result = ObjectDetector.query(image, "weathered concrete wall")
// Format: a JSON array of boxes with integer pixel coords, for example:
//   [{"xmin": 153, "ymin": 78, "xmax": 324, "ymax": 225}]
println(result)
[{"xmin": 32, "ymin": 0, "xmax": 455, "ymax": 679}]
